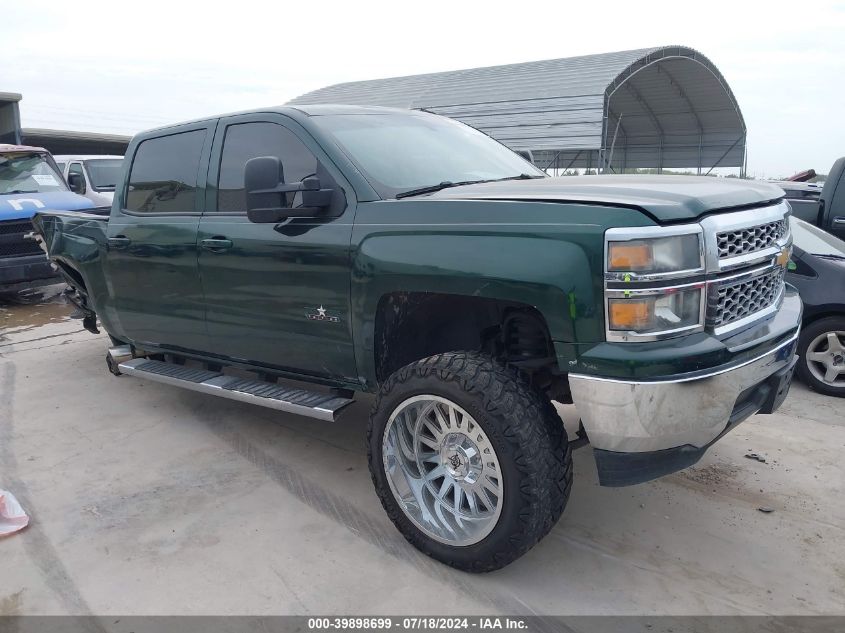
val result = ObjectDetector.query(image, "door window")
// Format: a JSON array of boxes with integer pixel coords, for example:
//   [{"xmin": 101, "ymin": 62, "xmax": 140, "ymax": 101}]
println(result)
[
  {"xmin": 217, "ymin": 122, "xmax": 322, "ymax": 212},
  {"xmin": 125, "ymin": 129, "xmax": 205, "ymax": 213}
]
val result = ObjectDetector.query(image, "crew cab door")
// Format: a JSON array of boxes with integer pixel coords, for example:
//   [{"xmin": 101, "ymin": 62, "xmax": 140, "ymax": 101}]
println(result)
[
  {"xmin": 197, "ymin": 114, "xmax": 357, "ymax": 382},
  {"xmin": 105, "ymin": 123, "xmax": 214, "ymax": 352}
]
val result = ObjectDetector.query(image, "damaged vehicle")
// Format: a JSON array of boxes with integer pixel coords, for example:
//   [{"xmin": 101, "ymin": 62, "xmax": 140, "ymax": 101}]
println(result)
[
  {"xmin": 0, "ymin": 144, "xmax": 94, "ymax": 293},
  {"xmin": 32, "ymin": 105, "xmax": 802, "ymax": 571}
]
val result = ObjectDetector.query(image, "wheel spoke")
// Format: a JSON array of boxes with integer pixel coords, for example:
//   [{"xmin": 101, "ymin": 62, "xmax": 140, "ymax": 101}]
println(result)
[
  {"xmin": 465, "ymin": 490, "xmax": 479, "ymax": 515},
  {"xmin": 453, "ymin": 484, "xmax": 464, "ymax": 512},
  {"xmin": 438, "ymin": 476, "xmax": 452, "ymax": 498},
  {"xmin": 432, "ymin": 403, "xmax": 450, "ymax": 432},
  {"xmin": 807, "ymin": 351, "xmax": 829, "ymax": 363},
  {"xmin": 432, "ymin": 498, "xmax": 457, "ymax": 537},
  {"xmin": 395, "ymin": 422, "xmax": 417, "ymax": 464},
  {"xmin": 482, "ymin": 475, "xmax": 501, "ymax": 495},
  {"xmin": 477, "ymin": 487, "xmax": 495, "ymax": 513},
  {"xmin": 824, "ymin": 364, "xmax": 842, "ymax": 383},
  {"xmin": 448, "ymin": 404, "xmax": 459, "ymax": 429},
  {"xmin": 827, "ymin": 332, "xmax": 844, "ymax": 353},
  {"xmin": 425, "ymin": 464, "xmax": 447, "ymax": 481},
  {"xmin": 418, "ymin": 434, "xmax": 439, "ymax": 450}
]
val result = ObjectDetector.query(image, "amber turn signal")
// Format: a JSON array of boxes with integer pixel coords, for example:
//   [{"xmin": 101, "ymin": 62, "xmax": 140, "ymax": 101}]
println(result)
[
  {"xmin": 608, "ymin": 299, "xmax": 653, "ymax": 330},
  {"xmin": 608, "ymin": 243, "xmax": 652, "ymax": 271}
]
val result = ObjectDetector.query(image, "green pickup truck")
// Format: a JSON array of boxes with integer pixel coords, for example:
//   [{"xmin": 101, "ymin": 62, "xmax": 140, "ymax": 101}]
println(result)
[{"xmin": 32, "ymin": 105, "xmax": 802, "ymax": 572}]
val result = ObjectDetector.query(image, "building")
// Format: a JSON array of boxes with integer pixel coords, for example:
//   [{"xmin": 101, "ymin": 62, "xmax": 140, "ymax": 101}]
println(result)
[
  {"xmin": 290, "ymin": 46, "xmax": 747, "ymax": 175},
  {"xmin": 1, "ymin": 92, "xmax": 130, "ymax": 155}
]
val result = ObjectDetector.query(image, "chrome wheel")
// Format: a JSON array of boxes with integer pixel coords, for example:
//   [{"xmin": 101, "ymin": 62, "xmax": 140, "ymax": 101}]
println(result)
[
  {"xmin": 382, "ymin": 395, "xmax": 503, "ymax": 546},
  {"xmin": 806, "ymin": 330, "xmax": 845, "ymax": 388}
]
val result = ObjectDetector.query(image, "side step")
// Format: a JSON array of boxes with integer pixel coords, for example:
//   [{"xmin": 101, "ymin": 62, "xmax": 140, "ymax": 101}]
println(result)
[{"xmin": 118, "ymin": 358, "xmax": 354, "ymax": 421}]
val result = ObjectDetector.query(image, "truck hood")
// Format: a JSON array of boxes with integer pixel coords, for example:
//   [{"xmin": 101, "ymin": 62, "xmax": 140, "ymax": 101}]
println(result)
[
  {"xmin": 0, "ymin": 191, "xmax": 94, "ymax": 221},
  {"xmin": 427, "ymin": 175, "xmax": 785, "ymax": 222}
]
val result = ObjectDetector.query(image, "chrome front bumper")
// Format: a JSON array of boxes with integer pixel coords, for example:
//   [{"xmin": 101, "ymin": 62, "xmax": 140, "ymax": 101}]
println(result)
[{"xmin": 569, "ymin": 332, "xmax": 799, "ymax": 454}]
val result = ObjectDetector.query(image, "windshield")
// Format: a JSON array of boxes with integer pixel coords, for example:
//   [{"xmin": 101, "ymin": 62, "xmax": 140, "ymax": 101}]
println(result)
[
  {"xmin": 84, "ymin": 158, "xmax": 123, "ymax": 190},
  {"xmin": 790, "ymin": 216, "xmax": 845, "ymax": 257},
  {"xmin": 313, "ymin": 113, "xmax": 545, "ymax": 198},
  {"xmin": 0, "ymin": 152, "xmax": 68, "ymax": 194}
]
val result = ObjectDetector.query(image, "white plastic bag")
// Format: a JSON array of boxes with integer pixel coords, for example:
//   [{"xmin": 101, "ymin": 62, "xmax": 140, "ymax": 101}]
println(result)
[{"xmin": 0, "ymin": 490, "xmax": 29, "ymax": 536}]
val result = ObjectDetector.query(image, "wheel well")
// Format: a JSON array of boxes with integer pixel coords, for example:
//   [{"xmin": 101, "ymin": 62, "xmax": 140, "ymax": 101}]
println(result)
[
  {"xmin": 374, "ymin": 292, "xmax": 564, "ymax": 393},
  {"xmin": 55, "ymin": 259, "xmax": 86, "ymax": 291},
  {"xmin": 802, "ymin": 310, "xmax": 845, "ymax": 331}
]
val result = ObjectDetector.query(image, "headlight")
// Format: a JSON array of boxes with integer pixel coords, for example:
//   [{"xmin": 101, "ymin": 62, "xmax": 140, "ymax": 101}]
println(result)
[
  {"xmin": 607, "ymin": 233, "xmax": 702, "ymax": 275},
  {"xmin": 607, "ymin": 287, "xmax": 703, "ymax": 335},
  {"xmin": 604, "ymin": 226, "xmax": 706, "ymax": 342}
]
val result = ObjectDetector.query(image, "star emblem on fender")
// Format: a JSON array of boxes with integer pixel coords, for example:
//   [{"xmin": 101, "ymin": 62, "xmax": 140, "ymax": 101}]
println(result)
[{"xmin": 306, "ymin": 305, "xmax": 340, "ymax": 323}]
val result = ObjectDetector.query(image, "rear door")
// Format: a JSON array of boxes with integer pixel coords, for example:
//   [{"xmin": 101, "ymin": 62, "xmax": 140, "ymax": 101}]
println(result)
[
  {"xmin": 105, "ymin": 123, "xmax": 214, "ymax": 352},
  {"xmin": 196, "ymin": 113, "xmax": 358, "ymax": 381}
]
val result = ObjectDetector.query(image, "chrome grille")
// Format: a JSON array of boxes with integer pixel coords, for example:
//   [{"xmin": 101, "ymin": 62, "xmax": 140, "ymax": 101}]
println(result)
[
  {"xmin": 711, "ymin": 267, "xmax": 785, "ymax": 328},
  {"xmin": 0, "ymin": 220, "xmax": 42, "ymax": 258},
  {"xmin": 716, "ymin": 220, "xmax": 787, "ymax": 259}
]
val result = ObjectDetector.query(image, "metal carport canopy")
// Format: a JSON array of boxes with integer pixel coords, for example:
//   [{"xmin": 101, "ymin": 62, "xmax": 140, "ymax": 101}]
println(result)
[{"xmin": 289, "ymin": 46, "xmax": 746, "ymax": 174}]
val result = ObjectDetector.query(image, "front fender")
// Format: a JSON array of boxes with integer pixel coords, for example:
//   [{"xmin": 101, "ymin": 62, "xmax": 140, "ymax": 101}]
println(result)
[
  {"xmin": 350, "ymin": 199, "xmax": 655, "ymax": 387},
  {"xmin": 31, "ymin": 211, "xmax": 117, "ymax": 332}
]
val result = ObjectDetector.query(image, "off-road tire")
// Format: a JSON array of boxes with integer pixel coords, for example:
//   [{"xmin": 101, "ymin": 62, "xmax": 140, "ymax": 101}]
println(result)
[
  {"xmin": 367, "ymin": 351, "xmax": 572, "ymax": 572},
  {"xmin": 796, "ymin": 316, "xmax": 845, "ymax": 397}
]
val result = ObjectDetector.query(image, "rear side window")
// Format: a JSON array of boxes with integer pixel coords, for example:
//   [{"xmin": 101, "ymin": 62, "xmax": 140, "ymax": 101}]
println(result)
[
  {"xmin": 217, "ymin": 122, "xmax": 320, "ymax": 212},
  {"xmin": 125, "ymin": 129, "xmax": 205, "ymax": 213}
]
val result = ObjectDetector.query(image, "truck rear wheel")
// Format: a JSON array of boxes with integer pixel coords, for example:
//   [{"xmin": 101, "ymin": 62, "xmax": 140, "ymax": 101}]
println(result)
[{"xmin": 367, "ymin": 351, "xmax": 572, "ymax": 572}]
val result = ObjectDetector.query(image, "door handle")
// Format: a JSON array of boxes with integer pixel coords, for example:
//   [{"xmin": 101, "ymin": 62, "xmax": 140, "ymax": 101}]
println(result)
[
  {"xmin": 201, "ymin": 237, "xmax": 234, "ymax": 252},
  {"xmin": 832, "ymin": 216, "xmax": 845, "ymax": 226},
  {"xmin": 107, "ymin": 235, "xmax": 131, "ymax": 249}
]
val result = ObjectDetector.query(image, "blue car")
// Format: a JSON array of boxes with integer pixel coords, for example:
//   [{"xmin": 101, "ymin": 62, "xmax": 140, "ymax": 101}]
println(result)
[{"xmin": 0, "ymin": 144, "xmax": 95, "ymax": 293}]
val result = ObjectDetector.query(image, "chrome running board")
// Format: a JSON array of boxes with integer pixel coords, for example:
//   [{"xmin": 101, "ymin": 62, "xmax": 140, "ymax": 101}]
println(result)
[{"xmin": 118, "ymin": 358, "xmax": 354, "ymax": 421}]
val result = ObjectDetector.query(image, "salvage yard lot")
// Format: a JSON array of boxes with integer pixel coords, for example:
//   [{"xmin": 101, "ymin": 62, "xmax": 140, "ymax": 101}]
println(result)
[{"xmin": 1, "ymin": 289, "xmax": 844, "ymax": 616}]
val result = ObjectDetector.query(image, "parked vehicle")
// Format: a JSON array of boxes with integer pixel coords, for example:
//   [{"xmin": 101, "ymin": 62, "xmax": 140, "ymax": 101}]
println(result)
[
  {"xmin": 779, "ymin": 157, "xmax": 845, "ymax": 239},
  {"xmin": 0, "ymin": 144, "xmax": 94, "ymax": 293},
  {"xmin": 54, "ymin": 155, "xmax": 124, "ymax": 206},
  {"xmin": 772, "ymin": 180, "xmax": 823, "ymax": 204},
  {"xmin": 31, "ymin": 105, "xmax": 802, "ymax": 571},
  {"xmin": 787, "ymin": 216, "xmax": 845, "ymax": 396}
]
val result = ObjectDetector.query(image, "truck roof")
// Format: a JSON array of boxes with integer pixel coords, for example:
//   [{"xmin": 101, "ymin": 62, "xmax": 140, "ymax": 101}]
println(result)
[
  {"xmin": 0, "ymin": 143, "xmax": 49, "ymax": 154},
  {"xmin": 52, "ymin": 155, "xmax": 124, "ymax": 161}
]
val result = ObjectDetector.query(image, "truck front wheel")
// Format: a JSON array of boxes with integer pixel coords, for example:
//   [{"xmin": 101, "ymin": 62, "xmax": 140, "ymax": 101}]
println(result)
[{"xmin": 367, "ymin": 351, "xmax": 572, "ymax": 572}]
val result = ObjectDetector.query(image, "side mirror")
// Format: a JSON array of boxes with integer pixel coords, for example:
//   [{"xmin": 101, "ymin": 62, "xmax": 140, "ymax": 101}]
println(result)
[
  {"xmin": 68, "ymin": 173, "xmax": 86, "ymax": 194},
  {"xmin": 244, "ymin": 156, "xmax": 334, "ymax": 223}
]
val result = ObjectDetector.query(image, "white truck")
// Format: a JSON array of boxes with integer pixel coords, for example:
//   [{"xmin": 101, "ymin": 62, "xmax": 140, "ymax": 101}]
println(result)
[{"xmin": 54, "ymin": 155, "xmax": 124, "ymax": 206}]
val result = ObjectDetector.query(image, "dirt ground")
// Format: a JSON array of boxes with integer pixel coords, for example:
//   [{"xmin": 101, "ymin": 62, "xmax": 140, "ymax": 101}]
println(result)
[{"xmin": 1, "ymin": 285, "xmax": 843, "ymax": 616}]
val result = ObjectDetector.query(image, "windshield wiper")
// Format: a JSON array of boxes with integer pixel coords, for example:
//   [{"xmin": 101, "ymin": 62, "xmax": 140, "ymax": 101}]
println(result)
[
  {"xmin": 395, "ymin": 180, "xmax": 483, "ymax": 199},
  {"xmin": 494, "ymin": 173, "xmax": 545, "ymax": 181},
  {"xmin": 394, "ymin": 174, "xmax": 544, "ymax": 199},
  {"xmin": 4, "ymin": 189, "xmax": 39, "ymax": 194}
]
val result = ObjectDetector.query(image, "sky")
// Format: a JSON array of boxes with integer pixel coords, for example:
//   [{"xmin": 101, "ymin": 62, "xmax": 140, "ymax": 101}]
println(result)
[{"xmin": 4, "ymin": 0, "xmax": 844, "ymax": 178}]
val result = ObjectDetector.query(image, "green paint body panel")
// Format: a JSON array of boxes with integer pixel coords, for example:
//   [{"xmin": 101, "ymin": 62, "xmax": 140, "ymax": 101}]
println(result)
[{"xmin": 30, "ymin": 105, "xmax": 794, "ymax": 393}]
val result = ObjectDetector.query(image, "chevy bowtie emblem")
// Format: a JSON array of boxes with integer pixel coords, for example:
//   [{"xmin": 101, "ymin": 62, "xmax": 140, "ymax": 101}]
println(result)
[
  {"xmin": 306, "ymin": 305, "xmax": 341, "ymax": 323},
  {"xmin": 776, "ymin": 245, "xmax": 792, "ymax": 269}
]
